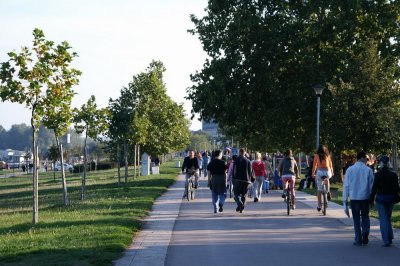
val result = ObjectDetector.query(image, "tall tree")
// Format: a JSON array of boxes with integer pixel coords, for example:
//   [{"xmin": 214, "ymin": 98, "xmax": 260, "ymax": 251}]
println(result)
[
  {"xmin": 0, "ymin": 28, "xmax": 80, "ymax": 224},
  {"xmin": 73, "ymin": 95, "xmax": 108, "ymax": 200},
  {"xmin": 187, "ymin": 1, "xmax": 400, "ymax": 175},
  {"xmin": 130, "ymin": 61, "xmax": 190, "ymax": 156}
]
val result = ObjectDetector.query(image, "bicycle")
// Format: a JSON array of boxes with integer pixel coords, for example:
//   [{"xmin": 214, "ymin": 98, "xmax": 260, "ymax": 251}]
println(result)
[
  {"xmin": 320, "ymin": 175, "xmax": 328, "ymax": 216},
  {"xmin": 185, "ymin": 172, "xmax": 196, "ymax": 201},
  {"xmin": 282, "ymin": 177, "xmax": 295, "ymax": 215},
  {"xmin": 285, "ymin": 186, "xmax": 292, "ymax": 215}
]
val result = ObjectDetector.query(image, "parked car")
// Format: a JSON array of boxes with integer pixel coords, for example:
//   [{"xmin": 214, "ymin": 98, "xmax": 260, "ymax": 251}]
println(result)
[
  {"xmin": 54, "ymin": 163, "xmax": 73, "ymax": 172},
  {"xmin": 0, "ymin": 161, "xmax": 7, "ymax": 170},
  {"xmin": 7, "ymin": 162, "xmax": 20, "ymax": 169}
]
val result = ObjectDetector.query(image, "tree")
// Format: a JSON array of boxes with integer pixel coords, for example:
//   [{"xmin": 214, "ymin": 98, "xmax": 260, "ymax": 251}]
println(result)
[
  {"xmin": 187, "ymin": 1, "xmax": 400, "ymax": 175},
  {"xmin": 47, "ymin": 144, "xmax": 60, "ymax": 181},
  {"xmin": 108, "ymin": 61, "xmax": 190, "ymax": 183},
  {"xmin": 0, "ymin": 28, "xmax": 81, "ymax": 224},
  {"xmin": 73, "ymin": 95, "xmax": 108, "ymax": 200},
  {"xmin": 42, "ymin": 39, "xmax": 81, "ymax": 206},
  {"xmin": 187, "ymin": 131, "xmax": 211, "ymax": 151},
  {"xmin": 130, "ymin": 61, "xmax": 190, "ymax": 156}
]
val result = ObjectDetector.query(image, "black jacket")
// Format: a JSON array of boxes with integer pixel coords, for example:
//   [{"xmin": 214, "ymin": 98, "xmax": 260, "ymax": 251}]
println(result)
[
  {"xmin": 182, "ymin": 156, "xmax": 199, "ymax": 172},
  {"xmin": 232, "ymin": 155, "xmax": 253, "ymax": 182},
  {"xmin": 370, "ymin": 167, "xmax": 400, "ymax": 203}
]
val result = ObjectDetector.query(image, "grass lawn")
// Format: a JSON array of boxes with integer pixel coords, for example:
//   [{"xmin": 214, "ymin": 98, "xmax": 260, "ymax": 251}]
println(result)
[
  {"xmin": 300, "ymin": 181, "xmax": 400, "ymax": 228},
  {"xmin": 0, "ymin": 160, "xmax": 180, "ymax": 265}
]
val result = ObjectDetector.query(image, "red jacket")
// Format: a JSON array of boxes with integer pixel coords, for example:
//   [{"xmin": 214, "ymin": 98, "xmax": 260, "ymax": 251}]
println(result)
[{"xmin": 252, "ymin": 160, "xmax": 267, "ymax": 177}]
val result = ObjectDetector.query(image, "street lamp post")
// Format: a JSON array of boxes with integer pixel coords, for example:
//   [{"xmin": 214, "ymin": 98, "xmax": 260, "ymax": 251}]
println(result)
[{"xmin": 313, "ymin": 84, "xmax": 325, "ymax": 150}]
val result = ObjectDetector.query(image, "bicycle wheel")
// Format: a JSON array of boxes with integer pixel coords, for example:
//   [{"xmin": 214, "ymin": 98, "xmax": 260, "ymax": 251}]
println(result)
[
  {"xmin": 286, "ymin": 190, "xmax": 291, "ymax": 215},
  {"xmin": 186, "ymin": 181, "xmax": 191, "ymax": 201},
  {"xmin": 190, "ymin": 180, "xmax": 195, "ymax": 200}
]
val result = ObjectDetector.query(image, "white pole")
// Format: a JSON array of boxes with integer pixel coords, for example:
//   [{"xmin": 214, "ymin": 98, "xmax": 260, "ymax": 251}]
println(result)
[{"xmin": 316, "ymin": 95, "xmax": 321, "ymax": 149}]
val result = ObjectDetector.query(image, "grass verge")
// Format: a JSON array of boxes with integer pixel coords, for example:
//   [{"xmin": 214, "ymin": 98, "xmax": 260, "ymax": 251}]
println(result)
[{"xmin": 0, "ymin": 160, "xmax": 180, "ymax": 265}]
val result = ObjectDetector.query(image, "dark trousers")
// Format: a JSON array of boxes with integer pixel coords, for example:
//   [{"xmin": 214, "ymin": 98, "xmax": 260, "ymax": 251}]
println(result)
[
  {"xmin": 306, "ymin": 176, "xmax": 315, "ymax": 188},
  {"xmin": 233, "ymin": 180, "xmax": 251, "ymax": 208},
  {"xmin": 350, "ymin": 199, "xmax": 370, "ymax": 244}
]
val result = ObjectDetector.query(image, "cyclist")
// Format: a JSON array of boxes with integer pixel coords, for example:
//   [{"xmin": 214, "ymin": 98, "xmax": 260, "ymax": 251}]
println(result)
[
  {"xmin": 312, "ymin": 144, "xmax": 334, "ymax": 212},
  {"xmin": 181, "ymin": 150, "xmax": 200, "ymax": 197},
  {"xmin": 278, "ymin": 149, "xmax": 299, "ymax": 210}
]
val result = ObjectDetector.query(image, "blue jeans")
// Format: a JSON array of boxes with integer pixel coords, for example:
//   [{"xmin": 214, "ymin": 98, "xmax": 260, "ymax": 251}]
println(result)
[
  {"xmin": 253, "ymin": 176, "xmax": 264, "ymax": 199},
  {"xmin": 212, "ymin": 191, "xmax": 226, "ymax": 212},
  {"xmin": 376, "ymin": 201, "xmax": 394, "ymax": 245},
  {"xmin": 350, "ymin": 200, "xmax": 370, "ymax": 244}
]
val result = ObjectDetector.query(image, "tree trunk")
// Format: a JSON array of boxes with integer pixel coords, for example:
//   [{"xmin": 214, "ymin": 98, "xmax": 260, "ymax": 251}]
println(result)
[
  {"xmin": 134, "ymin": 143, "xmax": 137, "ymax": 179},
  {"xmin": 332, "ymin": 150, "xmax": 343, "ymax": 183},
  {"xmin": 124, "ymin": 141, "xmax": 128, "ymax": 183},
  {"xmin": 117, "ymin": 142, "xmax": 121, "ymax": 186},
  {"xmin": 138, "ymin": 144, "xmax": 141, "ymax": 177},
  {"xmin": 57, "ymin": 136, "xmax": 69, "ymax": 206},
  {"xmin": 81, "ymin": 131, "xmax": 88, "ymax": 200},
  {"xmin": 32, "ymin": 123, "xmax": 39, "ymax": 224}
]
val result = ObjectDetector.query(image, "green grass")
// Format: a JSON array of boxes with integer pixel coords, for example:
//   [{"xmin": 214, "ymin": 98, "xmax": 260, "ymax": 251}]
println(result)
[
  {"xmin": 300, "ymin": 181, "xmax": 400, "ymax": 228},
  {"xmin": 0, "ymin": 160, "xmax": 180, "ymax": 265}
]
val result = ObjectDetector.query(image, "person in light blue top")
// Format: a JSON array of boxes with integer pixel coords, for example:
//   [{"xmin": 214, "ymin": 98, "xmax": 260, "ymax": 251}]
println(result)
[
  {"xmin": 202, "ymin": 151, "xmax": 211, "ymax": 177},
  {"xmin": 342, "ymin": 150, "xmax": 374, "ymax": 246}
]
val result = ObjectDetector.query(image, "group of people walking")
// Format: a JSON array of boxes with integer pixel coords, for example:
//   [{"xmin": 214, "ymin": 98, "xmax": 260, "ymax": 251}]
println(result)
[
  {"xmin": 182, "ymin": 146, "xmax": 400, "ymax": 247},
  {"xmin": 343, "ymin": 150, "xmax": 400, "ymax": 247}
]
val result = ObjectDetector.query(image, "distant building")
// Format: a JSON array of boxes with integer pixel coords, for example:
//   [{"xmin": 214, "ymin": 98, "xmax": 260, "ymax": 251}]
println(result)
[
  {"xmin": 202, "ymin": 120, "xmax": 219, "ymax": 137},
  {"xmin": 0, "ymin": 149, "xmax": 31, "ymax": 163}
]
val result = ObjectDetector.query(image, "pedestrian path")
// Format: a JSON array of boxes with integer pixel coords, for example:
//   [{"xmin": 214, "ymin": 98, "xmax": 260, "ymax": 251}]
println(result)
[{"xmin": 115, "ymin": 175, "xmax": 400, "ymax": 266}]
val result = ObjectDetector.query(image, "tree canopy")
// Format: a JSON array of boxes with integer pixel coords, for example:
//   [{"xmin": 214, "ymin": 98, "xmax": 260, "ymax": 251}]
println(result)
[{"xmin": 187, "ymin": 1, "xmax": 400, "ymax": 155}]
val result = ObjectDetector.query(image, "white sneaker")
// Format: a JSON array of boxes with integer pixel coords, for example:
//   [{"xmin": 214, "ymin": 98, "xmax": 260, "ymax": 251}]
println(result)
[{"xmin": 291, "ymin": 205, "xmax": 296, "ymax": 210}]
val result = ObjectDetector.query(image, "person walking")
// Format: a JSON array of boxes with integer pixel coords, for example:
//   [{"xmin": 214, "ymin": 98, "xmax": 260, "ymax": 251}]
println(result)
[
  {"xmin": 202, "ymin": 151, "xmax": 211, "ymax": 177},
  {"xmin": 196, "ymin": 152, "xmax": 203, "ymax": 177},
  {"xmin": 278, "ymin": 150, "xmax": 299, "ymax": 210},
  {"xmin": 369, "ymin": 155, "xmax": 400, "ymax": 247},
  {"xmin": 342, "ymin": 150, "xmax": 374, "ymax": 246},
  {"xmin": 207, "ymin": 150, "xmax": 227, "ymax": 213},
  {"xmin": 252, "ymin": 152, "xmax": 268, "ymax": 202},
  {"xmin": 230, "ymin": 148, "xmax": 254, "ymax": 213},
  {"xmin": 312, "ymin": 145, "xmax": 334, "ymax": 211}
]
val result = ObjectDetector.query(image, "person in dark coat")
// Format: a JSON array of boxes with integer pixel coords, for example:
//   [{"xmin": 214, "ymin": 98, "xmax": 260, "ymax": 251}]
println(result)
[
  {"xmin": 369, "ymin": 155, "xmax": 400, "ymax": 247},
  {"xmin": 207, "ymin": 150, "xmax": 227, "ymax": 213},
  {"xmin": 230, "ymin": 148, "xmax": 254, "ymax": 213}
]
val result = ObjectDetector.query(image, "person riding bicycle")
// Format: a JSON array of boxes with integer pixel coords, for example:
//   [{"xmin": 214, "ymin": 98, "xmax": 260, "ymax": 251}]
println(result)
[
  {"xmin": 278, "ymin": 149, "xmax": 299, "ymax": 210},
  {"xmin": 312, "ymin": 144, "xmax": 334, "ymax": 212},
  {"xmin": 181, "ymin": 150, "xmax": 200, "ymax": 197}
]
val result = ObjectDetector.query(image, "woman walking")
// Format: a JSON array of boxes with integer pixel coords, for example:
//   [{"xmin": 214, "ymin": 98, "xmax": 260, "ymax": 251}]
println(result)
[
  {"xmin": 252, "ymin": 152, "xmax": 268, "ymax": 202},
  {"xmin": 369, "ymin": 156, "xmax": 400, "ymax": 246},
  {"xmin": 312, "ymin": 145, "xmax": 334, "ymax": 212}
]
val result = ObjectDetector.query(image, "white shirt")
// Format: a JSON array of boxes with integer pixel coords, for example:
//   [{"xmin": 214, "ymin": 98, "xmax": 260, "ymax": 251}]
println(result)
[{"xmin": 342, "ymin": 161, "xmax": 374, "ymax": 201}]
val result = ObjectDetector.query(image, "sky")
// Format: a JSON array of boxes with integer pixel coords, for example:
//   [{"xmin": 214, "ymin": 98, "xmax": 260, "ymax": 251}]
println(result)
[{"xmin": 0, "ymin": 0, "xmax": 207, "ymax": 131}]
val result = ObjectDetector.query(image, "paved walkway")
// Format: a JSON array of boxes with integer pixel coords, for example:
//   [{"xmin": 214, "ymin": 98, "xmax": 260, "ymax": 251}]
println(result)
[{"xmin": 115, "ymin": 175, "xmax": 400, "ymax": 266}]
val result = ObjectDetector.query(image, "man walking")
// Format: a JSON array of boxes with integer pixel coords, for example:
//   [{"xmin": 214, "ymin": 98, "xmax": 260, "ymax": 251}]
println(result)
[
  {"xmin": 342, "ymin": 150, "xmax": 374, "ymax": 246},
  {"xmin": 231, "ymin": 148, "xmax": 254, "ymax": 213},
  {"xmin": 207, "ymin": 150, "xmax": 227, "ymax": 213}
]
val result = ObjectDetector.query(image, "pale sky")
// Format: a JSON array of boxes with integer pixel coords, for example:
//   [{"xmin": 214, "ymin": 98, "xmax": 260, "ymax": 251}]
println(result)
[{"xmin": 0, "ymin": 0, "xmax": 207, "ymax": 131}]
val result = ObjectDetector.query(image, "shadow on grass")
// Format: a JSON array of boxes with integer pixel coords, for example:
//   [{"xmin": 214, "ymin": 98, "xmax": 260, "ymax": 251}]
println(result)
[{"xmin": 0, "ymin": 246, "xmax": 126, "ymax": 266}]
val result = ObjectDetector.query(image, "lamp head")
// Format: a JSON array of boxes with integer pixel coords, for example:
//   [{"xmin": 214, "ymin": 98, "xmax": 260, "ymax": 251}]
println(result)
[{"xmin": 313, "ymin": 84, "xmax": 325, "ymax": 96}]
